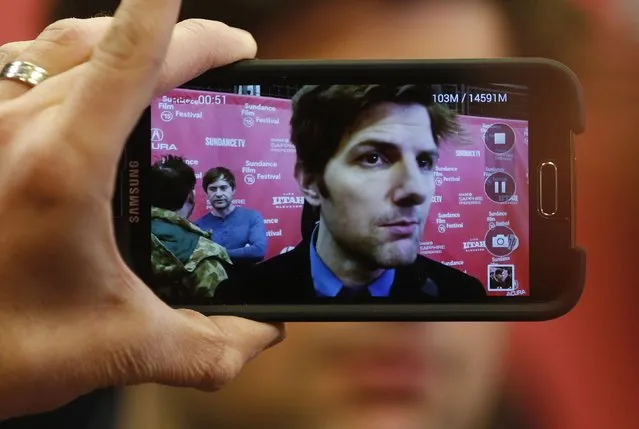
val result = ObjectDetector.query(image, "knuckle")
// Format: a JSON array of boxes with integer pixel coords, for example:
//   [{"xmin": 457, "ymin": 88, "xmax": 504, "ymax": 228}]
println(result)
[
  {"xmin": 178, "ymin": 19, "xmax": 232, "ymax": 58},
  {"xmin": 181, "ymin": 18, "xmax": 212, "ymax": 36},
  {"xmin": 202, "ymin": 347, "xmax": 243, "ymax": 390},
  {"xmin": 94, "ymin": 11, "xmax": 162, "ymax": 71},
  {"xmin": 181, "ymin": 19, "xmax": 228, "ymax": 37},
  {"xmin": 168, "ymin": 312, "xmax": 246, "ymax": 390},
  {"xmin": 0, "ymin": 41, "xmax": 22, "ymax": 52},
  {"xmin": 189, "ymin": 333, "xmax": 244, "ymax": 391},
  {"xmin": 0, "ymin": 41, "xmax": 27, "ymax": 60},
  {"xmin": 38, "ymin": 18, "xmax": 91, "ymax": 50}
]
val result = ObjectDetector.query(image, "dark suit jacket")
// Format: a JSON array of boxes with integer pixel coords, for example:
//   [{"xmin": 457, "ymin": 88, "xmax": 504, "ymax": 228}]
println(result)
[{"xmin": 215, "ymin": 240, "xmax": 486, "ymax": 304}]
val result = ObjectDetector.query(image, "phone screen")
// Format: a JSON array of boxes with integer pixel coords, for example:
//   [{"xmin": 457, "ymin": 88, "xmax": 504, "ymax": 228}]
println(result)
[{"xmin": 148, "ymin": 83, "xmax": 529, "ymax": 304}]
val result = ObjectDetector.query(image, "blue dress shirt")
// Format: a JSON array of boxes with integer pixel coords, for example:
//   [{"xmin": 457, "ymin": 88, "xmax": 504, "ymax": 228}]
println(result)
[{"xmin": 309, "ymin": 225, "xmax": 395, "ymax": 297}]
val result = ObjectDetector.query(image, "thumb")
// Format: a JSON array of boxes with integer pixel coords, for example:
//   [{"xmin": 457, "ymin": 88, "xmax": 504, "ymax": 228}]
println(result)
[{"xmin": 139, "ymin": 310, "xmax": 285, "ymax": 391}]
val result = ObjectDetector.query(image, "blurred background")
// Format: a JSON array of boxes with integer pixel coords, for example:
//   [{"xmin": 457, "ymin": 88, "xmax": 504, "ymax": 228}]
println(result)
[{"xmin": 1, "ymin": 1, "xmax": 637, "ymax": 429}]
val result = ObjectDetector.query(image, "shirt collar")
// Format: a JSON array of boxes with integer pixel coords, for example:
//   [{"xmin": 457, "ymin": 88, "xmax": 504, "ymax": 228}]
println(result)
[{"xmin": 309, "ymin": 224, "xmax": 395, "ymax": 297}]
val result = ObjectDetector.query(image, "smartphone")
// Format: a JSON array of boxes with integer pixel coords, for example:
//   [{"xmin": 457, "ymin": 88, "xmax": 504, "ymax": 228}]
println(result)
[{"xmin": 114, "ymin": 59, "xmax": 586, "ymax": 321}]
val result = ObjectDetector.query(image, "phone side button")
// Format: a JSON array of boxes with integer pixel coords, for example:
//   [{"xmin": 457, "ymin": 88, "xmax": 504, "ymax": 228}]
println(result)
[{"xmin": 538, "ymin": 161, "xmax": 558, "ymax": 217}]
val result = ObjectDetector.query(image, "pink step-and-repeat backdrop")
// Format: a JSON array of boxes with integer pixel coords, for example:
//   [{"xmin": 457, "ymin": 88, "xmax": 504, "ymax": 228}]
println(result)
[{"xmin": 150, "ymin": 88, "xmax": 529, "ymax": 296}]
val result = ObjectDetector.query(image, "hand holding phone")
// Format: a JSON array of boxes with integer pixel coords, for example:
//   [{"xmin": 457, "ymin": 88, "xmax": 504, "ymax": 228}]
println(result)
[
  {"xmin": 0, "ymin": 6, "xmax": 283, "ymax": 420},
  {"xmin": 118, "ymin": 58, "xmax": 587, "ymax": 321}
]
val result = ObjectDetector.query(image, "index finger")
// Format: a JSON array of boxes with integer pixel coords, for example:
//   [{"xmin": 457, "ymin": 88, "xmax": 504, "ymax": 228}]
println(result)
[
  {"xmin": 57, "ymin": 0, "xmax": 179, "ymax": 181},
  {"xmin": 70, "ymin": 0, "xmax": 180, "ymax": 121},
  {"xmin": 58, "ymin": 2, "xmax": 257, "ymax": 191}
]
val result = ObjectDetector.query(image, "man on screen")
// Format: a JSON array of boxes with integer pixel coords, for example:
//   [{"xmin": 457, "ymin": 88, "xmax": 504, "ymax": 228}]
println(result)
[
  {"xmin": 150, "ymin": 156, "xmax": 233, "ymax": 299},
  {"xmin": 195, "ymin": 167, "xmax": 268, "ymax": 266},
  {"xmin": 230, "ymin": 85, "xmax": 486, "ymax": 303}
]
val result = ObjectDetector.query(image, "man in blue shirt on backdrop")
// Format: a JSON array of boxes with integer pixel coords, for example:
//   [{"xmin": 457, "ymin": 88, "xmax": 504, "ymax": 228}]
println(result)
[{"xmin": 195, "ymin": 167, "xmax": 268, "ymax": 266}]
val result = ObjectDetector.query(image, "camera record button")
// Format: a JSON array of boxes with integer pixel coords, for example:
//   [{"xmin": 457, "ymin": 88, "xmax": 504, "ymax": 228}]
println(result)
[{"xmin": 484, "ymin": 226, "xmax": 519, "ymax": 257}]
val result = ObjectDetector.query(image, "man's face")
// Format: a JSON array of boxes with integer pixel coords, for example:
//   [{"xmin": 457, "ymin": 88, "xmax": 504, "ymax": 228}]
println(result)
[
  {"xmin": 314, "ymin": 102, "xmax": 437, "ymax": 268},
  {"xmin": 495, "ymin": 271, "xmax": 505, "ymax": 281},
  {"xmin": 206, "ymin": 178, "xmax": 235, "ymax": 211}
]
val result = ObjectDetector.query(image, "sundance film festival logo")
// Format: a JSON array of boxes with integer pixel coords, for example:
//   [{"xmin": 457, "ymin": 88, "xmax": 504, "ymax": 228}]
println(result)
[
  {"xmin": 160, "ymin": 110, "xmax": 173, "ymax": 122},
  {"xmin": 244, "ymin": 174, "xmax": 256, "ymax": 185},
  {"xmin": 434, "ymin": 167, "xmax": 461, "ymax": 187},
  {"xmin": 244, "ymin": 173, "xmax": 281, "ymax": 185},
  {"xmin": 243, "ymin": 116, "xmax": 280, "ymax": 127},
  {"xmin": 243, "ymin": 116, "xmax": 255, "ymax": 128},
  {"xmin": 436, "ymin": 212, "xmax": 463, "ymax": 233}
]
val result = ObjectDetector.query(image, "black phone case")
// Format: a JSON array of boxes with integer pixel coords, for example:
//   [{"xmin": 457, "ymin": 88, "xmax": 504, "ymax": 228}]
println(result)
[{"xmin": 117, "ymin": 58, "xmax": 587, "ymax": 322}]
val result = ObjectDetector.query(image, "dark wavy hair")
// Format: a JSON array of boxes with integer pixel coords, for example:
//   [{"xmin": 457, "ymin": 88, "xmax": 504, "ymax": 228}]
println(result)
[
  {"xmin": 290, "ymin": 84, "xmax": 457, "ymax": 182},
  {"xmin": 150, "ymin": 155, "xmax": 196, "ymax": 211},
  {"xmin": 202, "ymin": 166, "xmax": 236, "ymax": 192}
]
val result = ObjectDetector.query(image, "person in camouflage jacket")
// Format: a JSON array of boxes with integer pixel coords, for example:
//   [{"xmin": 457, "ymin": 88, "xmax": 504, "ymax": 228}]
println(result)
[
  {"xmin": 150, "ymin": 155, "xmax": 233, "ymax": 299},
  {"xmin": 151, "ymin": 207, "xmax": 232, "ymax": 299}
]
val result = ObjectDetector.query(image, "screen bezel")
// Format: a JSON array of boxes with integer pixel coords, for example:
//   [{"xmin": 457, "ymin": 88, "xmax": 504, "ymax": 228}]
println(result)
[{"xmin": 115, "ymin": 59, "xmax": 585, "ymax": 321}]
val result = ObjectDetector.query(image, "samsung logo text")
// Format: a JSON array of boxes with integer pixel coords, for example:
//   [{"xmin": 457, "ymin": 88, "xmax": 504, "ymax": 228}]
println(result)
[{"xmin": 128, "ymin": 161, "xmax": 140, "ymax": 223}]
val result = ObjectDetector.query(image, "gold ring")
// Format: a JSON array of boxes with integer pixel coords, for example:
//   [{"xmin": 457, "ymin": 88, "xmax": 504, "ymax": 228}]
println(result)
[{"xmin": 0, "ymin": 61, "xmax": 50, "ymax": 87}]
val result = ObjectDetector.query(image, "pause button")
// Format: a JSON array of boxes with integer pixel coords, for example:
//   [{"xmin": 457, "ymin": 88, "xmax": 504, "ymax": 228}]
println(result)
[{"xmin": 484, "ymin": 172, "xmax": 516, "ymax": 203}]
